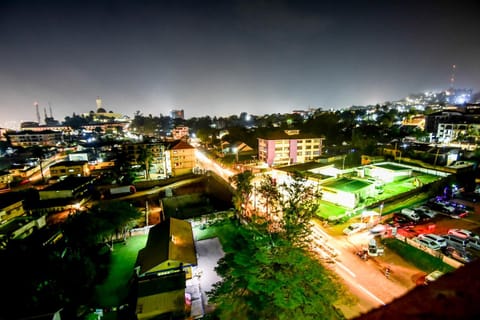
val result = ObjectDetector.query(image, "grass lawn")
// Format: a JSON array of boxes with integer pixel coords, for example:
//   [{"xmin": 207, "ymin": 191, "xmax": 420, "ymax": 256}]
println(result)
[
  {"xmin": 193, "ymin": 219, "xmax": 237, "ymax": 243},
  {"xmin": 93, "ymin": 234, "xmax": 148, "ymax": 308},
  {"xmin": 382, "ymin": 238, "xmax": 455, "ymax": 274},
  {"xmin": 315, "ymin": 201, "xmax": 347, "ymax": 219}
]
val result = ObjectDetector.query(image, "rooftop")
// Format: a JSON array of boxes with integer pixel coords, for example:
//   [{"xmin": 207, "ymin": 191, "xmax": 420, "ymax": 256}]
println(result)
[
  {"xmin": 0, "ymin": 216, "xmax": 32, "ymax": 235},
  {"xmin": 322, "ymin": 177, "xmax": 371, "ymax": 192},
  {"xmin": 41, "ymin": 176, "xmax": 94, "ymax": 191},
  {"xmin": 373, "ymin": 163, "xmax": 411, "ymax": 171},
  {"xmin": 136, "ymin": 217, "xmax": 197, "ymax": 275},
  {"xmin": 0, "ymin": 192, "xmax": 24, "ymax": 208},
  {"xmin": 258, "ymin": 129, "xmax": 325, "ymax": 140},
  {"xmin": 49, "ymin": 160, "xmax": 88, "ymax": 168}
]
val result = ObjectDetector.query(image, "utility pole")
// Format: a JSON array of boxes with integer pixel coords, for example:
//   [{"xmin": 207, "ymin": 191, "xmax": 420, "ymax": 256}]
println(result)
[
  {"xmin": 434, "ymin": 148, "xmax": 441, "ymax": 167},
  {"xmin": 145, "ymin": 201, "xmax": 149, "ymax": 227}
]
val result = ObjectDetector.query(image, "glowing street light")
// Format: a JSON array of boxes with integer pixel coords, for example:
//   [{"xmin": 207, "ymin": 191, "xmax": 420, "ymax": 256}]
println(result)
[{"xmin": 233, "ymin": 147, "xmax": 239, "ymax": 163}]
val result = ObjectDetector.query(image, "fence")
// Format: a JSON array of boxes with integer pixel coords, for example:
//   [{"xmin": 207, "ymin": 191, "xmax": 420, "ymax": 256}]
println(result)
[{"xmin": 395, "ymin": 234, "xmax": 464, "ymax": 269}]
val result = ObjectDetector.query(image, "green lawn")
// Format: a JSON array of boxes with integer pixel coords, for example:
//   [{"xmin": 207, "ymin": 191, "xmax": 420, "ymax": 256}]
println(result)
[
  {"xmin": 193, "ymin": 219, "xmax": 237, "ymax": 243},
  {"xmin": 93, "ymin": 234, "xmax": 148, "ymax": 308},
  {"xmin": 315, "ymin": 201, "xmax": 347, "ymax": 220}
]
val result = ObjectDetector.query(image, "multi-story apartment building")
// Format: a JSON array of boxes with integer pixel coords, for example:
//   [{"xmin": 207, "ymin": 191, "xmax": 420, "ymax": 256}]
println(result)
[
  {"xmin": 122, "ymin": 142, "xmax": 169, "ymax": 179},
  {"xmin": 121, "ymin": 140, "xmax": 196, "ymax": 178},
  {"xmin": 166, "ymin": 140, "xmax": 195, "ymax": 176},
  {"xmin": 258, "ymin": 130, "xmax": 325, "ymax": 167},
  {"xmin": 7, "ymin": 130, "xmax": 63, "ymax": 147},
  {"xmin": 425, "ymin": 104, "xmax": 480, "ymax": 142},
  {"xmin": 436, "ymin": 122, "xmax": 480, "ymax": 143},
  {"xmin": 49, "ymin": 161, "xmax": 90, "ymax": 178},
  {"xmin": 171, "ymin": 126, "xmax": 189, "ymax": 140}
]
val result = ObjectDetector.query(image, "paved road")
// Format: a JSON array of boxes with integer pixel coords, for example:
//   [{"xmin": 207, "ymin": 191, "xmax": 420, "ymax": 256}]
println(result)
[{"xmin": 310, "ymin": 220, "xmax": 421, "ymax": 318}]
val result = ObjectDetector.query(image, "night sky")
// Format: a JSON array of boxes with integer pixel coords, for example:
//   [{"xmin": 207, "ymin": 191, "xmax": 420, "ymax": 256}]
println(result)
[{"xmin": 1, "ymin": 0, "xmax": 479, "ymax": 128}]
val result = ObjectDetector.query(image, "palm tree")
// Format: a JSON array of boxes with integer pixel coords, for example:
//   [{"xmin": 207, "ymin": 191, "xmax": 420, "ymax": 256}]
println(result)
[{"xmin": 138, "ymin": 145, "xmax": 153, "ymax": 180}]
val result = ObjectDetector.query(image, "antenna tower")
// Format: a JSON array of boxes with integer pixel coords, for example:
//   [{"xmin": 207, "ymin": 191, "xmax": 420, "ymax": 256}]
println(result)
[
  {"xmin": 450, "ymin": 64, "xmax": 456, "ymax": 89},
  {"xmin": 34, "ymin": 102, "xmax": 40, "ymax": 124}
]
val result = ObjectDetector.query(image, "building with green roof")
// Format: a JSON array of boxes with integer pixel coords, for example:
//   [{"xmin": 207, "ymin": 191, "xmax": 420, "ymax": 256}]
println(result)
[{"xmin": 321, "ymin": 177, "xmax": 375, "ymax": 209}]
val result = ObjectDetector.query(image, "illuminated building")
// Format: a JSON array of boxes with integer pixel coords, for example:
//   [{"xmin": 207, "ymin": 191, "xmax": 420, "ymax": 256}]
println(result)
[
  {"xmin": 6, "ymin": 130, "xmax": 63, "ymax": 147},
  {"xmin": 258, "ymin": 129, "xmax": 325, "ymax": 167}
]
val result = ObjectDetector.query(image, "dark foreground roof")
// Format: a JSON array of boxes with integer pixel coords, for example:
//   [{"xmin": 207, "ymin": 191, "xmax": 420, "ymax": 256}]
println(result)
[{"xmin": 356, "ymin": 259, "xmax": 480, "ymax": 320}]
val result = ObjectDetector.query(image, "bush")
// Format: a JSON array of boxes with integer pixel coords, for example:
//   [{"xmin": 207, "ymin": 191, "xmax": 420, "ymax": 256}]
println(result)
[{"xmin": 383, "ymin": 238, "xmax": 455, "ymax": 273}]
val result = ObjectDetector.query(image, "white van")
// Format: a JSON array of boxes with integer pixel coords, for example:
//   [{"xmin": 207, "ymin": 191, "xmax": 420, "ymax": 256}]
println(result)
[
  {"xmin": 418, "ymin": 234, "xmax": 447, "ymax": 248},
  {"xmin": 399, "ymin": 208, "xmax": 420, "ymax": 222},
  {"xmin": 445, "ymin": 235, "xmax": 468, "ymax": 249}
]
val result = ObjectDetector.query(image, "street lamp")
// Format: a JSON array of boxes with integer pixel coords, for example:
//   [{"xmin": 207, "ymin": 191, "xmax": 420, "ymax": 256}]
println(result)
[{"xmin": 233, "ymin": 147, "xmax": 239, "ymax": 163}]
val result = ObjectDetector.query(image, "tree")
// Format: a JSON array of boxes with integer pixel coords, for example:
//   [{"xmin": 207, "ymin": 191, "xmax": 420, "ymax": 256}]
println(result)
[
  {"xmin": 63, "ymin": 113, "xmax": 89, "ymax": 130},
  {"xmin": 93, "ymin": 201, "xmax": 141, "ymax": 244},
  {"xmin": 62, "ymin": 201, "xmax": 141, "ymax": 250},
  {"xmin": 138, "ymin": 145, "xmax": 153, "ymax": 180},
  {"xmin": 209, "ymin": 223, "xmax": 341, "ymax": 320},
  {"xmin": 254, "ymin": 173, "xmax": 320, "ymax": 247},
  {"xmin": 256, "ymin": 174, "xmax": 281, "ymax": 221},
  {"xmin": 276, "ymin": 172, "xmax": 320, "ymax": 247},
  {"xmin": 229, "ymin": 171, "xmax": 254, "ymax": 219},
  {"xmin": 210, "ymin": 171, "xmax": 342, "ymax": 319}
]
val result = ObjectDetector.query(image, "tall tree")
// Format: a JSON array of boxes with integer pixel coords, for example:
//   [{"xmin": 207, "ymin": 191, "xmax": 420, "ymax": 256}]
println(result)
[
  {"xmin": 209, "ymin": 223, "xmax": 341, "ymax": 320},
  {"xmin": 138, "ymin": 145, "xmax": 153, "ymax": 180},
  {"xmin": 256, "ymin": 174, "xmax": 281, "ymax": 221},
  {"xmin": 276, "ymin": 172, "xmax": 321, "ymax": 247},
  {"xmin": 210, "ymin": 171, "xmax": 341, "ymax": 319},
  {"xmin": 229, "ymin": 171, "xmax": 254, "ymax": 219}
]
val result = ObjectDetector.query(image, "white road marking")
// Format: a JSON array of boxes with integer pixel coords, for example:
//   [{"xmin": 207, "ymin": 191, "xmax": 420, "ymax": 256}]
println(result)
[
  {"xmin": 336, "ymin": 261, "xmax": 356, "ymax": 278},
  {"xmin": 355, "ymin": 282, "xmax": 386, "ymax": 306}
]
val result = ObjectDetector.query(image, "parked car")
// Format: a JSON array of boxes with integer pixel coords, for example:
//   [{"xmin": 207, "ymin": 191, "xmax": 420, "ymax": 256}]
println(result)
[
  {"xmin": 418, "ymin": 234, "xmax": 447, "ymax": 248},
  {"xmin": 343, "ymin": 223, "xmax": 367, "ymax": 236},
  {"xmin": 414, "ymin": 206, "xmax": 437, "ymax": 219},
  {"xmin": 448, "ymin": 208, "xmax": 469, "ymax": 219},
  {"xmin": 391, "ymin": 214, "xmax": 416, "ymax": 227},
  {"xmin": 369, "ymin": 224, "xmax": 387, "ymax": 236},
  {"xmin": 425, "ymin": 200, "xmax": 448, "ymax": 213},
  {"xmin": 447, "ymin": 229, "xmax": 479, "ymax": 240},
  {"xmin": 399, "ymin": 208, "xmax": 420, "ymax": 222},
  {"xmin": 466, "ymin": 237, "xmax": 480, "ymax": 251},
  {"xmin": 414, "ymin": 237, "xmax": 442, "ymax": 251},
  {"xmin": 443, "ymin": 246, "xmax": 474, "ymax": 263},
  {"xmin": 425, "ymin": 270, "xmax": 445, "ymax": 284}
]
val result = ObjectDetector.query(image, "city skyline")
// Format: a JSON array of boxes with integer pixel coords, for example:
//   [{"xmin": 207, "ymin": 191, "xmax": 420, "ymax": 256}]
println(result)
[{"xmin": 1, "ymin": 0, "xmax": 479, "ymax": 127}]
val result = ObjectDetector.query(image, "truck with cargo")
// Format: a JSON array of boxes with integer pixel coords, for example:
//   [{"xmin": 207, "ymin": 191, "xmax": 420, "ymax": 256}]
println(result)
[{"xmin": 109, "ymin": 185, "xmax": 136, "ymax": 196}]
